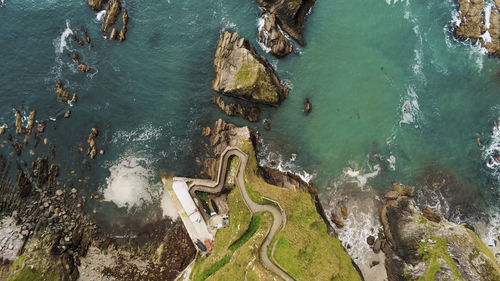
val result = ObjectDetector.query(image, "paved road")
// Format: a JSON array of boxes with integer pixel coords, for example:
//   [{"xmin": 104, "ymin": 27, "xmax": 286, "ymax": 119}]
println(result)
[{"xmin": 188, "ymin": 147, "xmax": 294, "ymax": 281}]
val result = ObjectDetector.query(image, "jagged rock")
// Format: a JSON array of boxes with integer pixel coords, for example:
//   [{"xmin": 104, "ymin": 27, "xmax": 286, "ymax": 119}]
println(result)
[
  {"xmin": 37, "ymin": 122, "xmax": 46, "ymax": 133},
  {"xmin": 55, "ymin": 81, "xmax": 71, "ymax": 103},
  {"xmin": 78, "ymin": 63, "xmax": 91, "ymax": 73},
  {"xmin": 71, "ymin": 93, "xmax": 78, "ymax": 103},
  {"xmin": 304, "ymin": 98, "xmax": 312, "ymax": 114},
  {"xmin": 380, "ymin": 184, "xmax": 500, "ymax": 281},
  {"xmin": 212, "ymin": 31, "xmax": 288, "ymax": 106},
  {"xmin": 340, "ymin": 204, "xmax": 347, "ymax": 220},
  {"xmin": 15, "ymin": 110, "xmax": 24, "ymax": 134},
  {"xmin": 110, "ymin": 28, "xmax": 118, "ymax": 40},
  {"xmin": 201, "ymin": 126, "xmax": 211, "ymax": 137},
  {"xmin": 119, "ymin": 26, "xmax": 127, "ymax": 41},
  {"xmin": 330, "ymin": 211, "xmax": 344, "ymax": 228},
  {"xmin": 211, "ymin": 96, "xmax": 260, "ymax": 122},
  {"xmin": 102, "ymin": 0, "xmax": 121, "ymax": 35},
  {"xmin": 87, "ymin": 128, "xmax": 99, "ymax": 159},
  {"xmin": 87, "ymin": 0, "xmax": 103, "ymax": 11},
  {"xmin": 256, "ymin": 0, "xmax": 317, "ymax": 46},
  {"xmin": 119, "ymin": 10, "xmax": 128, "ymax": 42},
  {"xmin": 259, "ymin": 13, "xmax": 293, "ymax": 57},
  {"xmin": 0, "ymin": 123, "xmax": 6, "ymax": 135},
  {"xmin": 17, "ymin": 172, "xmax": 32, "ymax": 198},
  {"xmin": 422, "ymin": 208, "xmax": 441, "ymax": 223},
  {"xmin": 23, "ymin": 110, "xmax": 36, "ymax": 145}
]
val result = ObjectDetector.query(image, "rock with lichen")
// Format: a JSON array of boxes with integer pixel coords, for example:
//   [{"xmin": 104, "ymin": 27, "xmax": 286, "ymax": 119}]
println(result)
[
  {"xmin": 212, "ymin": 31, "xmax": 288, "ymax": 106},
  {"xmin": 380, "ymin": 183, "xmax": 500, "ymax": 281}
]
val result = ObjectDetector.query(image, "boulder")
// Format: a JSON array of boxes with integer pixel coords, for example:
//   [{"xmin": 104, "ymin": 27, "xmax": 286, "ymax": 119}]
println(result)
[
  {"xmin": 212, "ymin": 31, "xmax": 288, "ymax": 106},
  {"xmin": 102, "ymin": 0, "xmax": 121, "ymax": 34},
  {"xmin": 367, "ymin": 235, "xmax": 375, "ymax": 246},
  {"xmin": 211, "ymin": 96, "xmax": 260, "ymax": 122},
  {"xmin": 340, "ymin": 204, "xmax": 347, "ymax": 220},
  {"xmin": 0, "ymin": 123, "xmax": 6, "ymax": 135},
  {"xmin": 201, "ymin": 126, "xmax": 211, "ymax": 137},
  {"xmin": 64, "ymin": 110, "xmax": 71, "ymax": 118}
]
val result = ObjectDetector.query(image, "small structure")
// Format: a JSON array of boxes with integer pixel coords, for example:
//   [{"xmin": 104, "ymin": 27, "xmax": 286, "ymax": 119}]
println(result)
[{"xmin": 163, "ymin": 178, "xmax": 213, "ymax": 252}]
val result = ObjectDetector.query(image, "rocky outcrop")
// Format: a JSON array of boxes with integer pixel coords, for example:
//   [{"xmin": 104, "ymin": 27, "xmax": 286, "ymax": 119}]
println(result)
[
  {"xmin": 102, "ymin": 0, "xmax": 121, "ymax": 35},
  {"xmin": 212, "ymin": 96, "xmax": 260, "ymax": 122},
  {"xmin": 119, "ymin": 10, "xmax": 128, "ymax": 42},
  {"xmin": 87, "ymin": 128, "xmax": 99, "ymax": 159},
  {"xmin": 87, "ymin": 0, "xmax": 103, "ymax": 11},
  {"xmin": 78, "ymin": 63, "xmax": 91, "ymax": 73},
  {"xmin": 455, "ymin": 0, "xmax": 500, "ymax": 56},
  {"xmin": 380, "ymin": 184, "xmax": 500, "ymax": 281},
  {"xmin": 212, "ymin": 31, "xmax": 288, "ymax": 106},
  {"xmin": 55, "ymin": 81, "xmax": 71, "ymax": 103},
  {"xmin": 256, "ymin": 0, "xmax": 317, "ymax": 46},
  {"xmin": 259, "ymin": 14, "xmax": 293, "ymax": 57}
]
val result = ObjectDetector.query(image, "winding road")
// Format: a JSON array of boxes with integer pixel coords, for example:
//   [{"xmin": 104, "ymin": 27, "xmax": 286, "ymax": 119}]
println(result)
[{"xmin": 187, "ymin": 147, "xmax": 294, "ymax": 281}]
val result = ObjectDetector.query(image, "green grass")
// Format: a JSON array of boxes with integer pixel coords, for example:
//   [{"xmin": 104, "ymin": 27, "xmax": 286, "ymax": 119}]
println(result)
[
  {"xmin": 238, "ymin": 139, "xmax": 362, "ymax": 281},
  {"xmin": 417, "ymin": 237, "xmax": 465, "ymax": 281},
  {"xmin": 6, "ymin": 254, "xmax": 59, "ymax": 281},
  {"xmin": 229, "ymin": 213, "xmax": 263, "ymax": 252},
  {"xmin": 194, "ymin": 255, "xmax": 231, "ymax": 281}
]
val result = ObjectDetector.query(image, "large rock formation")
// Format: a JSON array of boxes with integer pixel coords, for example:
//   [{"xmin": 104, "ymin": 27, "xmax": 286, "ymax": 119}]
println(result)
[
  {"xmin": 212, "ymin": 31, "xmax": 288, "ymax": 106},
  {"xmin": 259, "ymin": 14, "xmax": 293, "ymax": 57},
  {"xmin": 102, "ymin": 0, "xmax": 121, "ymax": 35},
  {"xmin": 380, "ymin": 184, "xmax": 500, "ymax": 281},
  {"xmin": 211, "ymin": 96, "xmax": 260, "ymax": 122},
  {"xmin": 455, "ymin": 0, "xmax": 500, "ymax": 56},
  {"xmin": 256, "ymin": 0, "xmax": 317, "ymax": 46}
]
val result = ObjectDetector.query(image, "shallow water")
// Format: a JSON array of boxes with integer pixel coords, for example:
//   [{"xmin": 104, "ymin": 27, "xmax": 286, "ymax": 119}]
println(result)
[{"xmin": 0, "ymin": 0, "xmax": 499, "ymax": 252}]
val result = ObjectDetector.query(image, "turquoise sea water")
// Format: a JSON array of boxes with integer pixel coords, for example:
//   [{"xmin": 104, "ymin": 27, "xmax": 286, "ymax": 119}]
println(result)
[{"xmin": 0, "ymin": 0, "xmax": 499, "ymax": 246}]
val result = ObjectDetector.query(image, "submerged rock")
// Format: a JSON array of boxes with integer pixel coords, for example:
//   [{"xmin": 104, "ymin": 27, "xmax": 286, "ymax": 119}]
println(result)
[
  {"xmin": 102, "ymin": 0, "xmax": 121, "ymax": 35},
  {"xmin": 256, "ymin": 0, "xmax": 317, "ymax": 46},
  {"xmin": 380, "ymin": 183, "xmax": 500, "ymax": 281},
  {"xmin": 259, "ymin": 13, "xmax": 293, "ymax": 57},
  {"xmin": 212, "ymin": 96, "xmax": 260, "ymax": 122},
  {"xmin": 212, "ymin": 31, "xmax": 288, "ymax": 106}
]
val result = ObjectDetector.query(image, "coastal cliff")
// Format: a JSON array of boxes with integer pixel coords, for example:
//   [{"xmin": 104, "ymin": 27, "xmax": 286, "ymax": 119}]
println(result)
[
  {"xmin": 212, "ymin": 31, "xmax": 288, "ymax": 106},
  {"xmin": 380, "ymin": 184, "xmax": 500, "ymax": 281}
]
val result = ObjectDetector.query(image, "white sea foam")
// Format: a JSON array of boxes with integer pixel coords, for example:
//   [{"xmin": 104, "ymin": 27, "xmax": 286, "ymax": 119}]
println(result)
[
  {"xmin": 339, "ymin": 164, "xmax": 381, "ymax": 190},
  {"xmin": 111, "ymin": 124, "xmax": 163, "ymax": 144},
  {"xmin": 161, "ymin": 189, "xmax": 179, "ymax": 220},
  {"xmin": 0, "ymin": 0, "xmax": 5, "ymax": 7},
  {"xmin": 96, "ymin": 10, "xmax": 106, "ymax": 21},
  {"xmin": 257, "ymin": 140, "xmax": 314, "ymax": 183},
  {"xmin": 387, "ymin": 155, "xmax": 396, "ymax": 171},
  {"xmin": 57, "ymin": 20, "xmax": 73, "ymax": 54},
  {"xmin": 482, "ymin": 119, "xmax": 500, "ymax": 181},
  {"xmin": 474, "ymin": 211, "xmax": 500, "ymax": 263},
  {"xmin": 257, "ymin": 13, "xmax": 271, "ymax": 53},
  {"xmin": 323, "ymin": 169, "xmax": 383, "ymax": 264},
  {"xmin": 102, "ymin": 156, "xmax": 154, "ymax": 209},
  {"xmin": 399, "ymin": 86, "xmax": 421, "ymax": 127}
]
